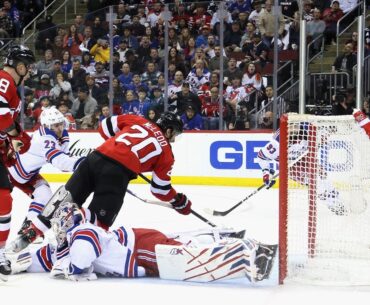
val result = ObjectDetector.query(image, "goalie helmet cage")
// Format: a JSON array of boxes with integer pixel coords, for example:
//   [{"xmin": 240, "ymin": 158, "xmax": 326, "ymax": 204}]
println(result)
[{"xmin": 279, "ymin": 113, "xmax": 370, "ymax": 285}]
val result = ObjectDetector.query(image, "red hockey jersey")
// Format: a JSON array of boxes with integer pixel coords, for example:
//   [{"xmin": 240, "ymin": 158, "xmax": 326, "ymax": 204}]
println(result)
[
  {"xmin": 98, "ymin": 115, "xmax": 177, "ymax": 202},
  {"xmin": 0, "ymin": 69, "xmax": 21, "ymax": 145}
]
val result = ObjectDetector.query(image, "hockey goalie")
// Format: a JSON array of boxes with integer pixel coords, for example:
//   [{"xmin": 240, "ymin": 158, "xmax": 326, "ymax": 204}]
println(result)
[{"xmin": 7, "ymin": 202, "xmax": 277, "ymax": 284}]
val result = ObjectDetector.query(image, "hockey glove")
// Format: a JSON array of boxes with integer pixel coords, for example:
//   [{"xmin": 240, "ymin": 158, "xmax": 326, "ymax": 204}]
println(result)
[
  {"xmin": 8, "ymin": 130, "xmax": 31, "ymax": 154},
  {"xmin": 262, "ymin": 168, "xmax": 276, "ymax": 189},
  {"xmin": 170, "ymin": 193, "xmax": 192, "ymax": 215}
]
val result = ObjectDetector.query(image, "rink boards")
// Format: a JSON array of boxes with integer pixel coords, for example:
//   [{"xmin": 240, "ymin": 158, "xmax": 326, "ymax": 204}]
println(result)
[{"xmin": 36, "ymin": 130, "xmax": 274, "ymax": 187}]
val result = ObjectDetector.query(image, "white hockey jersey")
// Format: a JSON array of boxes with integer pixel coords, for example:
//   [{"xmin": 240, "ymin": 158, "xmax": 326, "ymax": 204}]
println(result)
[
  {"xmin": 29, "ymin": 223, "xmax": 145, "ymax": 278},
  {"xmin": 8, "ymin": 126, "xmax": 84, "ymax": 184},
  {"xmin": 257, "ymin": 129, "xmax": 308, "ymax": 171}
]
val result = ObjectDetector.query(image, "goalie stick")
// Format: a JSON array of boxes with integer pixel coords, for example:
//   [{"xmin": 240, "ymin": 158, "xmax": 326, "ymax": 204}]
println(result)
[
  {"xmin": 206, "ymin": 148, "xmax": 309, "ymax": 216},
  {"xmin": 134, "ymin": 174, "xmax": 218, "ymax": 228}
]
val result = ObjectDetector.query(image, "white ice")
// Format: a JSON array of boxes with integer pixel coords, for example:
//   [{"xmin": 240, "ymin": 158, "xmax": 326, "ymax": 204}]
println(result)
[{"xmin": 2, "ymin": 183, "xmax": 370, "ymax": 305}]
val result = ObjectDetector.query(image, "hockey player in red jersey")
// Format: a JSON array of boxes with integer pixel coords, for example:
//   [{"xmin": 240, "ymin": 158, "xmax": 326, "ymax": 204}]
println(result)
[
  {"xmin": 353, "ymin": 109, "xmax": 370, "ymax": 138},
  {"xmin": 0, "ymin": 44, "xmax": 35, "ymax": 280},
  {"xmin": 13, "ymin": 112, "xmax": 192, "ymax": 254}
]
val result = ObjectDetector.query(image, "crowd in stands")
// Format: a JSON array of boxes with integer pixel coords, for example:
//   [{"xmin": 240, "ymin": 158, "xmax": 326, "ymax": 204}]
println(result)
[{"xmin": 2, "ymin": 0, "xmax": 368, "ymax": 131}]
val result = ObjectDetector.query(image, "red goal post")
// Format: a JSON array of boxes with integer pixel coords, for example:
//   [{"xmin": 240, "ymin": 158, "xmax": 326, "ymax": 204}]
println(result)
[{"xmin": 279, "ymin": 113, "xmax": 370, "ymax": 285}]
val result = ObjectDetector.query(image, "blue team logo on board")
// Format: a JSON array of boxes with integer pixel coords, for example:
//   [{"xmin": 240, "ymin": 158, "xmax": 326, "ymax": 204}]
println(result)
[{"xmin": 210, "ymin": 141, "xmax": 268, "ymax": 170}]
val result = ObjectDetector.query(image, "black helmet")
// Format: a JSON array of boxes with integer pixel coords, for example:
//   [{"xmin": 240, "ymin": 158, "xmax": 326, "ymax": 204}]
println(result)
[
  {"xmin": 4, "ymin": 44, "xmax": 36, "ymax": 68},
  {"xmin": 156, "ymin": 111, "xmax": 183, "ymax": 135}
]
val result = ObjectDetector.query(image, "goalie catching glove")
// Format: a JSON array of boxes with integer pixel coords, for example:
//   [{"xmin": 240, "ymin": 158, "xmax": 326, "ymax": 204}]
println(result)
[
  {"xmin": 262, "ymin": 168, "xmax": 276, "ymax": 189},
  {"xmin": 170, "ymin": 193, "xmax": 192, "ymax": 215}
]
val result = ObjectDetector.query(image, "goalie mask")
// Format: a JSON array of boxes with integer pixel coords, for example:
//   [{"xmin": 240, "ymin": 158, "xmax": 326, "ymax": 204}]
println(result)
[{"xmin": 51, "ymin": 202, "xmax": 85, "ymax": 246}]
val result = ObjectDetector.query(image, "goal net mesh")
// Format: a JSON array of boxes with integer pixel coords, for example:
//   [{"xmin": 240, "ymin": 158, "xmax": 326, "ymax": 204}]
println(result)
[{"xmin": 279, "ymin": 113, "xmax": 370, "ymax": 285}]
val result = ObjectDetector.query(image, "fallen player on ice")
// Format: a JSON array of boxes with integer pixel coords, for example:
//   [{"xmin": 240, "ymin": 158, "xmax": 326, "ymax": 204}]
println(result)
[{"xmin": 6, "ymin": 202, "xmax": 277, "ymax": 283}]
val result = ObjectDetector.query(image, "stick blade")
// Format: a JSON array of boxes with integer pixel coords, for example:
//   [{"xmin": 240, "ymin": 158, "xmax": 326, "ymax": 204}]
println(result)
[{"xmin": 203, "ymin": 207, "xmax": 230, "ymax": 217}]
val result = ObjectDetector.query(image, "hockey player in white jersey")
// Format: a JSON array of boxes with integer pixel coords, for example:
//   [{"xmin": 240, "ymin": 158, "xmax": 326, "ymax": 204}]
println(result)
[
  {"xmin": 6, "ymin": 108, "xmax": 85, "ymax": 254},
  {"xmin": 257, "ymin": 124, "xmax": 345, "ymax": 214},
  {"xmin": 10, "ymin": 202, "xmax": 277, "ymax": 283}
]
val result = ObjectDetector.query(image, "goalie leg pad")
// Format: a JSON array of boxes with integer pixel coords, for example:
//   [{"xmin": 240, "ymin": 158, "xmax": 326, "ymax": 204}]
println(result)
[{"xmin": 156, "ymin": 239, "xmax": 257, "ymax": 282}]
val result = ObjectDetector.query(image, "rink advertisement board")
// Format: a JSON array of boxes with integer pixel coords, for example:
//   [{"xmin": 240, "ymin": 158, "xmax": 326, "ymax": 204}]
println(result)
[{"xmin": 39, "ymin": 131, "xmax": 274, "ymax": 187}]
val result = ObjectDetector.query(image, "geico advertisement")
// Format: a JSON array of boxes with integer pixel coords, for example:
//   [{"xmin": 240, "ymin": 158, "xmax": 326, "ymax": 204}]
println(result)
[{"xmin": 38, "ymin": 132, "xmax": 273, "ymax": 178}]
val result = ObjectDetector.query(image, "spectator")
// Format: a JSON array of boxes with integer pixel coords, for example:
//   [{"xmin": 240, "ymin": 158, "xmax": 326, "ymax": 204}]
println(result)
[
  {"xmin": 85, "ymin": 75, "xmax": 107, "ymax": 105},
  {"xmin": 136, "ymin": 87, "xmax": 152, "ymax": 117},
  {"xmin": 35, "ymin": 49, "xmax": 54, "ymax": 77},
  {"xmin": 160, "ymin": 47, "xmax": 186, "ymax": 75},
  {"xmin": 78, "ymin": 106, "xmax": 101, "ymax": 130},
  {"xmin": 332, "ymin": 42, "xmax": 357, "ymax": 75},
  {"xmin": 0, "ymin": 7, "xmax": 13, "ymax": 38},
  {"xmin": 123, "ymin": 73, "xmax": 149, "ymax": 94},
  {"xmin": 136, "ymin": 35, "xmax": 152, "ymax": 64},
  {"xmin": 112, "ymin": 51, "xmax": 123, "ymax": 77},
  {"xmin": 32, "ymin": 96, "xmax": 52, "ymax": 128},
  {"xmin": 114, "ymin": 3, "xmax": 131, "ymax": 31},
  {"xmin": 225, "ymin": 75, "xmax": 248, "ymax": 111},
  {"xmin": 242, "ymin": 62, "xmax": 262, "ymax": 91},
  {"xmin": 303, "ymin": 0, "xmax": 314, "ymax": 22},
  {"xmin": 248, "ymin": 0, "xmax": 264, "ymax": 27},
  {"xmin": 223, "ymin": 58, "xmax": 243, "ymax": 83},
  {"xmin": 91, "ymin": 16, "xmax": 107, "ymax": 40},
  {"xmin": 60, "ymin": 50, "xmax": 72, "ymax": 74},
  {"xmin": 257, "ymin": 0, "xmax": 285, "ymax": 48},
  {"xmin": 100, "ymin": 104, "xmax": 111, "ymax": 121},
  {"xmin": 145, "ymin": 106, "xmax": 160, "ymax": 123},
  {"xmin": 168, "ymin": 70, "xmax": 184, "ymax": 97},
  {"xmin": 50, "ymin": 59, "xmax": 63, "ymax": 85},
  {"xmin": 224, "ymin": 21, "xmax": 243, "ymax": 52},
  {"xmin": 240, "ymin": 22, "xmax": 257, "ymax": 49},
  {"xmin": 118, "ymin": 62, "xmax": 133, "ymax": 87},
  {"xmin": 141, "ymin": 61, "xmax": 161, "ymax": 89},
  {"xmin": 109, "ymin": 77, "xmax": 124, "ymax": 115},
  {"xmin": 35, "ymin": 15, "xmax": 57, "ymax": 52},
  {"xmin": 183, "ymin": 36, "xmax": 197, "ymax": 63},
  {"xmin": 195, "ymin": 24, "xmax": 211, "ymax": 49},
  {"xmin": 68, "ymin": 59, "xmax": 87, "ymax": 93},
  {"xmin": 362, "ymin": 96, "xmax": 370, "ymax": 118},
  {"xmin": 90, "ymin": 37, "xmax": 110, "ymax": 64},
  {"xmin": 147, "ymin": 2, "xmax": 164, "ymax": 28},
  {"xmin": 57, "ymin": 100, "xmax": 76, "ymax": 130},
  {"xmin": 280, "ymin": 0, "xmax": 299, "ymax": 19},
  {"xmin": 208, "ymin": 45, "xmax": 228, "ymax": 73},
  {"xmin": 71, "ymin": 86, "xmax": 98, "ymax": 120},
  {"xmin": 80, "ymin": 26, "xmax": 96, "ymax": 52},
  {"xmin": 3, "ymin": 0, "xmax": 21, "ymax": 37},
  {"xmin": 80, "ymin": 51, "xmax": 96, "ymax": 75},
  {"xmin": 181, "ymin": 104, "xmax": 204, "ymax": 130},
  {"xmin": 242, "ymin": 32, "xmax": 269, "ymax": 66},
  {"xmin": 150, "ymin": 87, "xmax": 165, "ymax": 113},
  {"xmin": 228, "ymin": 101, "xmax": 250, "ymax": 130},
  {"xmin": 345, "ymin": 31, "xmax": 358, "ymax": 53},
  {"xmin": 322, "ymin": 0, "xmax": 344, "ymax": 45},
  {"xmin": 168, "ymin": 82, "xmax": 202, "ymax": 115},
  {"xmin": 121, "ymin": 90, "xmax": 139, "ymax": 115},
  {"xmin": 200, "ymin": 86, "xmax": 226, "ymax": 130},
  {"xmin": 34, "ymin": 74, "xmax": 52, "ymax": 100},
  {"xmin": 74, "ymin": 14, "xmax": 85, "ymax": 35},
  {"xmin": 307, "ymin": 8, "xmax": 326, "ymax": 54},
  {"xmin": 332, "ymin": 90, "xmax": 355, "ymax": 115},
  {"xmin": 116, "ymin": 38, "xmax": 129, "ymax": 63},
  {"xmin": 51, "ymin": 36, "xmax": 64, "ymax": 60},
  {"xmin": 23, "ymin": 87, "xmax": 37, "ymax": 129},
  {"xmin": 58, "ymin": 91, "xmax": 73, "ymax": 109},
  {"xmin": 49, "ymin": 72, "xmax": 73, "ymax": 101},
  {"xmin": 121, "ymin": 26, "xmax": 139, "ymax": 50},
  {"xmin": 258, "ymin": 110, "xmax": 273, "ymax": 129},
  {"xmin": 228, "ymin": 0, "xmax": 252, "ymax": 17},
  {"xmin": 186, "ymin": 59, "xmax": 210, "ymax": 93},
  {"xmin": 91, "ymin": 61, "xmax": 110, "ymax": 90},
  {"xmin": 63, "ymin": 24, "xmax": 84, "ymax": 61},
  {"xmin": 148, "ymin": 47, "xmax": 161, "ymax": 68}
]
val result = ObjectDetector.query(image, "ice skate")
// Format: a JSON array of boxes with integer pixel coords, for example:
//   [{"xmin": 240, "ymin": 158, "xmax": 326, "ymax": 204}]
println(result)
[{"xmin": 254, "ymin": 243, "xmax": 278, "ymax": 281}]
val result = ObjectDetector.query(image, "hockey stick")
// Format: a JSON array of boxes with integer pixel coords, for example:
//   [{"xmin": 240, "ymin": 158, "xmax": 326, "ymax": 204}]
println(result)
[
  {"xmin": 206, "ymin": 149, "xmax": 309, "ymax": 217},
  {"xmin": 204, "ymin": 172, "xmax": 280, "ymax": 217},
  {"xmin": 137, "ymin": 173, "xmax": 217, "ymax": 228}
]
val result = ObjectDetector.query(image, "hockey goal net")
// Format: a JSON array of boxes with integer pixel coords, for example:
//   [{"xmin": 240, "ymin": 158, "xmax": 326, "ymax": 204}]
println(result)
[{"xmin": 279, "ymin": 113, "xmax": 370, "ymax": 285}]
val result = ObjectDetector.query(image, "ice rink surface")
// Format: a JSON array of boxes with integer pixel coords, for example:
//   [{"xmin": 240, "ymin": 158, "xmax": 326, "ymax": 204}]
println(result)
[{"xmin": 2, "ymin": 183, "xmax": 370, "ymax": 305}]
